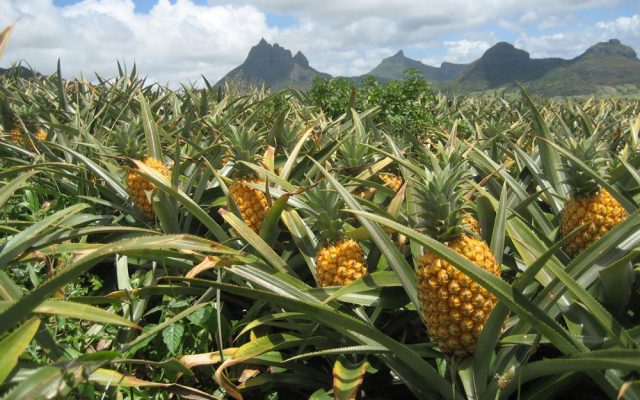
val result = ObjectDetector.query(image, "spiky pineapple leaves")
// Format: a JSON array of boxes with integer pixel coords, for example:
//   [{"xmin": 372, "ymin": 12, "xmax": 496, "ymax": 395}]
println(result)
[
  {"xmin": 215, "ymin": 333, "xmax": 327, "ymax": 400},
  {"xmin": 131, "ymin": 159, "xmax": 229, "ymax": 241},
  {"xmin": 0, "ymin": 318, "xmax": 39, "ymax": 384},
  {"xmin": 193, "ymin": 279, "xmax": 463, "ymax": 400}
]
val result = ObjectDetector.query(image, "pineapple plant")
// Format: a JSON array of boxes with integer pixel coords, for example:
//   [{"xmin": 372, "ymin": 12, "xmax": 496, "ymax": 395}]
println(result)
[
  {"xmin": 225, "ymin": 126, "xmax": 270, "ymax": 233},
  {"xmin": 117, "ymin": 127, "xmax": 170, "ymax": 218},
  {"xmin": 0, "ymin": 95, "xmax": 21, "ymax": 145},
  {"xmin": 414, "ymin": 143, "xmax": 501, "ymax": 357},
  {"xmin": 126, "ymin": 157, "xmax": 170, "ymax": 218},
  {"xmin": 559, "ymin": 135, "xmax": 628, "ymax": 258},
  {"xmin": 303, "ymin": 182, "xmax": 367, "ymax": 287}
]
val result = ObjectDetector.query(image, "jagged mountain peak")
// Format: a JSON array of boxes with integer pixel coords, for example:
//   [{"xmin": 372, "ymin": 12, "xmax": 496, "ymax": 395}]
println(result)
[
  {"xmin": 293, "ymin": 51, "xmax": 309, "ymax": 68},
  {"xmin": 216, "ymin": 39, "xmax": 328, "ymax": 90}
]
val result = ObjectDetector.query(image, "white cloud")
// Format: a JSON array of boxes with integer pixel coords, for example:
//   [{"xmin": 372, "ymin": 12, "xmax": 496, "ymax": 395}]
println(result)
[
  {"xmin": 516, "ymin": 14, "xmax": 640, "ymax": 60},
  {"xmin": 0, "ymin": 0, "xmax": 637, "ymax": 84},
  {"xmin": 1, "ymin": 0, "xmax": 275, "ymax": 84}
]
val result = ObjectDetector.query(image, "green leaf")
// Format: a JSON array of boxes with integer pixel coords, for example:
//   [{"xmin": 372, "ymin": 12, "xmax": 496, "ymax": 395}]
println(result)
[
  {"xmin": 0, "ymin": 171, "xmax": 37, "ymax": 209},
  {"xmin": 132, "ymin": 159, "xmax": 229, "ymax": 241},
  {"xmin": 0, "ymin": 235, "xmax": 234, "ymax": 336},
  {"xmin": 162, "ymin": 323, "xmax": 185, "ymax": 355},
  {"xmin": 333, "ymin": 356, "xmax": 369, "ymax": 400},
  {"xmin": 0, "ymin": 300, "xmax": 139, "ymax": 329},
  {"xmin": 0, "ymin": 318, "xmax": 40, "ymax": 383},
  {"xmin": 258, "ymin": 194, "xmax": 289, "ymax": 244},
  {"xmin": 219, "ymin": 209, "xmax": 295, "ymax": 276},
  {"xmin": 138, "ymin": 91, "xmax": 163, "ymax": 160},
  {"xmin": 599, "ymin": 252, "xmax": 636, "ymax": 313},
  {"xmin": 518, "ymin": 84, "xmax": 566, "ymax": 209},
  {"xmin": 499, "ymin": 350, "xmax": 640, "ymax": 398},
  {"xmin": 197, "ymin": 280, "xmax": 462, "ymax": 400}
]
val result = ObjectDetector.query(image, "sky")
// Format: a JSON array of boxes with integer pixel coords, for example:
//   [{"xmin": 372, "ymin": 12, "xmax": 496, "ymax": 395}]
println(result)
[{"xmin": 1, "ymin": 0, "xmax": 639, "ymax": 86}]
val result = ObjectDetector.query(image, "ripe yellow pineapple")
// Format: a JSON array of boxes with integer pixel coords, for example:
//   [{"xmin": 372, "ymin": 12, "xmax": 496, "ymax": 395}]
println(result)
[
  {"xmin": 229, "ymin": 178, "xmax": 270, "ymax": 232},
  {"xmin": 316, "ymin": 238, "xmax": 367, "ymax": 287},
  {"xmin": 379, "ymin": 172, "xmax": 403, "ymax": 192},
  {"xmin": 304, "ymin": 182, "xmax": 367, "ymax": 287},
  {"xmin": 25, "ymin": 128, "xmax": 48, "ymax": 151},
  {"xmin": 126, "ymin": 157, "xmax": 170, "ymax": 218},
  {"xmin": 414, "ymin": 143, "xmax": 501, "ymax": 357},
  {"xmin": 560, "ymin": 136, "xmax": 628, "ymax": 258},
  {"xmin": 35, "ymin": 128, "xmax": 47, "ymax": 141},
  {"xmin": 10, "ymin": 127, "xmax": 21, "ymax": 144},
  {"xmin": 225, "ymin": 126, "xmax": 270, "ymax": 232},
  {"xmin": 462, "ymin": 212, "xmax": 481, "ymax": 235}
]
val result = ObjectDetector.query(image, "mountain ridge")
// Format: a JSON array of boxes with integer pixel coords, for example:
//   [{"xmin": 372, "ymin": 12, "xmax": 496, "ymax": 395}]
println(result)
[
  {"xmin": 439, "ymin": 38, "xmax": 640, "ymax": 95},
  {"xmin": 216, "ymin": 38, "xmax": 640, "ymax": 96}
]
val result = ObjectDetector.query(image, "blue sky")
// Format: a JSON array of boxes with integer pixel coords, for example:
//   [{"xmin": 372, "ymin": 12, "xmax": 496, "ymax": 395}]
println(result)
[{"xmin": 2, "ymin": 0, "xmax": 639, "ymax": 85}]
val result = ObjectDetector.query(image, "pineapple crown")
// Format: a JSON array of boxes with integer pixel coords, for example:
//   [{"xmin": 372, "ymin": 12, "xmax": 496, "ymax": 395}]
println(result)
[
  {"xmin": 302, "ymin": 181, "xmax": 346, "ymax": 243},
  {"xmin": 224, "ymin": 125, "xmax": 264, "ymax": 178},
  {"xmin": 336, "ymin": 128, "xmax": 377, "ymax": 171},
  {"xmin": 412, "ymin": 142, "xmax": 473, "ymax": 243},
  {"xmin": 560, "ymin": 133, "xmax": 609, "ymax": 197},
  {"xmin": 114, "ymin": 121, "xmax": 145, "ymax": 159}
]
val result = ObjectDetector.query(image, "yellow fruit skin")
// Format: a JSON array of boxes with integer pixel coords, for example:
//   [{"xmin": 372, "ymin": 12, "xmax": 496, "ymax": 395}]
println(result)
[
  {"xmin": 355, "ymin": 187, "xmax": 377, "ymax": 199},
  {"xmin": 229, "ymin": 179, "xmax": 270, "ymax": 233},
  {"xmin": 25, "ymin": 128, "xmax": 48, "ymax": 151},
  {"xmin": 35, "ymin": 128, "xmax": 48, "ymax": 141},
  {"xmin": 417, "ymin": 235, "xmax": 500, "ymax": 357},
  {"xmin": 126, "ymin": 157, "xmax": 170, "ymax": 218},
  {"xmin": 561, "ymin": 189, "xmax": 628, "ymax": 258},
  {"xmin": 379, "ymin": 173, "xmax": 403, "ymax": 192},
  {"xmin": 462, "ymin": 213, "xmax": 481, "ymax": 235},
  {"xmin": 10, "ymin": 128, "xmax": 21, "ymax": 144},
  {"xmin": 316, "ymin": 239, "xmax": 367, "ymax": 287}
]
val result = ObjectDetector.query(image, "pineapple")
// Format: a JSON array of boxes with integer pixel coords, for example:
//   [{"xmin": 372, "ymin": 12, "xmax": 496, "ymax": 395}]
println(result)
[
  {"xmin": 25, "ymin": 128, "xmax": 48, "ymax": 151},
  {"xmin": 225, "ymin": 126, "xmax": 270, "ymax": 233},
  {"xmin": 304, "ymin": 182, "xmax": 367, "ymax": 287},
  {"xmin": 560, "ymin": 136, "xmax": 628, "ymax": 258},
  {"xmin": 379, "ymin": 172, "xmax": 403, "ymax": 192},
  {"xmin": 414, "ymin": 143, "xmax": 501, "ymax": 357},
  {"xmin": 462, "ymin": 212, "xmax": 481, "ymax": 236},
  {"xmin": 10, "ymin": 127, "xmax": 21, "ymax": 144},
  {"xmin": 35, "ymin": 128, "xmax": 47, "ymax": 141},
  {"xmin": 126, "ymin": 157, "xmax": 170, "ymax": 218}
]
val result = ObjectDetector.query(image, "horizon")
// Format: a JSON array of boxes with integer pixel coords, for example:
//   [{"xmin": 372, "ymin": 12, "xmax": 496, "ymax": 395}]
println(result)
[{"xmin": 1, "ymin": 0, "xmax": 639, "ymax": 86}]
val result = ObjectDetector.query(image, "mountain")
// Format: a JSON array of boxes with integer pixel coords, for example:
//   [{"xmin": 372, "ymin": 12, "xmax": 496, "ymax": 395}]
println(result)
[
  {"xmin": 0, "ymin": 65, "xmax": 38, "ymax": 79},
  {"xmin": 215, "ymin": 39, "xmax": 329, "ymax": 90},
  {"xmin": 218, "ymin": 38, "xmax": 640, "ymax": 96},
  {"xmin": 365, "ymin": 50, "xmax": 466, "ymax": 82},
  {"xmin": 440, "ymin": 39, "xmax": 640, "ymax": 96},
  {"xmin": 524, "ymin": 39, "xmax": 640, "ymax": 96}
]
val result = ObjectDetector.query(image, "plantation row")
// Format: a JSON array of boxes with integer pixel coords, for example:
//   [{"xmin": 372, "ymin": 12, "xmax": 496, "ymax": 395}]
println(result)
[{"xmin": 1, "ymin": 67, "xmax": 640, "ymax": 399}]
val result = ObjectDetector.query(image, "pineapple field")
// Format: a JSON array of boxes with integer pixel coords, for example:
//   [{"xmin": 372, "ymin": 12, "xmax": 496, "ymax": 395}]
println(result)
[{"xmin": 2, "ymin": 46, "xmax": 640, "ymax": 399}]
